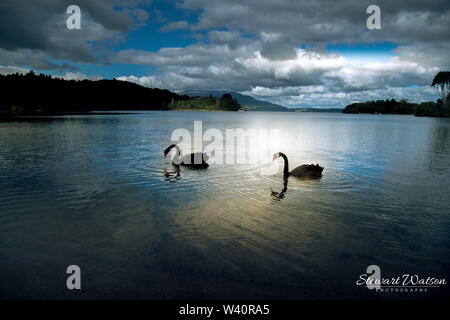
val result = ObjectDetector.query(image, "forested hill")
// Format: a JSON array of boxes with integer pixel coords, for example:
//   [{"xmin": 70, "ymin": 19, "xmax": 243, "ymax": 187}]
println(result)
[
  {"xmin": 0, "ymin": 71, "xmax": 189, "ymax": 113},
  {"xmin": 343, "ymin": 99, "xmax": 449, "ymax": 117}
]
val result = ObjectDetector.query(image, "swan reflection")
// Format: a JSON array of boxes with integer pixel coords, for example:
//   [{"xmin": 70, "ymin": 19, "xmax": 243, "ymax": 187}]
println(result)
[
  {"xmin": 164, "ymin": 167, "xmax": 181, "ymax": 183},
  {"xmin": 271, "ymin": 177, "xmax": 288, "ymax": 202}
]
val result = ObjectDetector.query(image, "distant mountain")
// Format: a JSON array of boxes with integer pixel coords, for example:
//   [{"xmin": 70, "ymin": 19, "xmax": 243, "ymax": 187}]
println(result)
[{"xmin": 183, "ymin": 90, "xmax": 288, "ymax": 111}]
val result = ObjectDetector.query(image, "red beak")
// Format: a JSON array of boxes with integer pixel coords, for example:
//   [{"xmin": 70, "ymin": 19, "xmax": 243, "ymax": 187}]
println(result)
[
  {"xmin": 272, "ymin": 155, "xmax": 275, "ymax": 161},
  {"xmin": 163, "ymin": 154, "xmax": 166, "ymax": 158}
]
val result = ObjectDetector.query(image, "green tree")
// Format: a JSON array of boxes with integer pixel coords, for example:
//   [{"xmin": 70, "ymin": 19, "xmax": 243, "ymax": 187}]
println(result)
[{"xmin": 431, "ymin": 71, "xmax": 450, "ymax": 109}]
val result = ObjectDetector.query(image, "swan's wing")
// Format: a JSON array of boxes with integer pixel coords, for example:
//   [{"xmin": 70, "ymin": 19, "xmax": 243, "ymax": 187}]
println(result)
[
  {"xmin": 191, "ymin": 152, "xmax": 209, "ymax": 163},
  {"xmin": 181, "ymin": 152, "xmax": 208, "ymax": 165},
  {"xmin": 181, "ymin": 153, "xmax": 191, "ymax": 164},
  {"xmin": 289, "ymin": 164, "xmax": 311, "ymax": 176},
  {"xmin": 290, "ymin": 164, "xmax": 323, "ymax": 177}
]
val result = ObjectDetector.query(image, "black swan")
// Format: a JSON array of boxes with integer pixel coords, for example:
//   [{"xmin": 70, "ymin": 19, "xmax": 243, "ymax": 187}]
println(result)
[
  {"xmin": 273, "ymin": 152, "xmax": 323, "ymax": 178},
  {"xmin": 164, "ymin": 144, "xmax": 209, "ymax": 168}
]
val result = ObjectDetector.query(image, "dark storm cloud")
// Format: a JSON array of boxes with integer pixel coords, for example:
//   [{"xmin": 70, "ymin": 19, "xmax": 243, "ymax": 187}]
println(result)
[
  {"xmin": 0, "ymin": 48, "xmax": 74, "ymax": 70},
  {"xmin": 0, "ymin": 0, "xmax": 151, "ymax": 65},
  {"xmin": 174, "ymin": 0, "xmax": 450, "ymax": 45}
]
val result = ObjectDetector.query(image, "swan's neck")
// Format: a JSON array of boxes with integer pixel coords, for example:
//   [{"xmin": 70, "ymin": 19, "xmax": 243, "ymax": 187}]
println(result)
[
  {"xmin": 279, "ymin": 153, "xmax": 289, "ymax": 176},
  {"xmin": 174, "ymin": 145, "xmax": 181, "ymax": 157},
  {"xmin": 171, "ymin": 145, "xmax": 182, "ymax": 164}
]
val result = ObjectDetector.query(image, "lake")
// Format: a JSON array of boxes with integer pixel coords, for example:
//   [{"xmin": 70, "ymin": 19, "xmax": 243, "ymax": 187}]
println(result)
[{"xmin": 0, "ymin": 111, "xmax": 449, "ymax": 299}]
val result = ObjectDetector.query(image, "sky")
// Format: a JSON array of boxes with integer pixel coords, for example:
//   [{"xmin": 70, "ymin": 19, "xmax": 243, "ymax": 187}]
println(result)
[{"xmin": 0, "ymin": 0, "xmax": 449, "ymax": 108}]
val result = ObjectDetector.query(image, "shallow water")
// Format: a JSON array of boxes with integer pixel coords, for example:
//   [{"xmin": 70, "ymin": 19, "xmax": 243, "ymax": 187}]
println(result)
[{"xmin": 0, "ymin": 111, "xmax": 449, "ymax": 299}]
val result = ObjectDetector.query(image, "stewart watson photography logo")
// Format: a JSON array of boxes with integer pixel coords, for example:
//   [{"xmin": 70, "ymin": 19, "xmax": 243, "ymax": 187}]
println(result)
[{"xmin": 356, "ymin": 265, "xmax": 447, "ymax": 293}]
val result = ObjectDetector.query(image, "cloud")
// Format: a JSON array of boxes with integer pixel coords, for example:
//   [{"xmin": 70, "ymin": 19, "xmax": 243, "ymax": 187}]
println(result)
[
  {"xmin": 266, "ymin": 86, "xmax": 437, "ymax": 108},
  {"xmin": 113, "ymin": 39, "xmax": 437, "ymax": 92},
  {"xmin": 115, "ymin": 0, "xmax": 448, "ymax": 107},
  {"xmin": 58, "ymin": 72, "xmax": 103, "ymax": 81},
  {"xmin": 169, "ymin": 0, "xmax": 450, "ymax": 45},
  {"xmin": 0, "ymin": 66, "xmax": 103, "ymax": 82},
  {"xmin": 242, "ymin": 86, "xmax": 326, "ymax": 98},
  {"xmin": 114, "ymin": 44, "xmax": 347, "ymax": 91},
  {"xmin": 0, "ymin": 48, "xmax": 72, "ymax": 70},
  {"xmin": 0, "ymin": 65, "xmax": 30, "ymax": 75},
  {"xmin": 116, "ymin": 75, "xmax": 163, "ymax": 88},
  {"xmin": 116, "ymin": 45, "xmax": 440, "ymax": 107},
  {"xmin": 394, "ymin": 42, "xmax": 450, "ymax": 70},
  {"xmin": 324, "ymin": 57, "xmax": 439, "ymax": 92},
  {"xmin": 159, "ymin": 21, "xmax": 190, "ymax": 32},
  {"xmin": 0, "ymin": 0, "xmax": 151, "ymax": 67}
]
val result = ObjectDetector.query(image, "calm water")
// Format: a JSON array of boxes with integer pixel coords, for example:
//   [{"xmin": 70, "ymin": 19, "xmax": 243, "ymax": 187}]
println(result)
[{"xmin": 0, "ymin": 111, "xmax": 449, "ymax": 299}]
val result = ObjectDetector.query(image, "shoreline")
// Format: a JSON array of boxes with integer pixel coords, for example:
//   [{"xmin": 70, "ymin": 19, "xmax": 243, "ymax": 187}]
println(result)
[{"xmin": 2, "ymin": 109, "xmax": 448, "ymax": 118}]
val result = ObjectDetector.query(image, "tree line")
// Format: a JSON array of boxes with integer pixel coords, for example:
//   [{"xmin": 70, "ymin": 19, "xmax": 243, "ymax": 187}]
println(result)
[{"xmin": 0, "ymin": 71, "xmax": 190, "ymax": 113}]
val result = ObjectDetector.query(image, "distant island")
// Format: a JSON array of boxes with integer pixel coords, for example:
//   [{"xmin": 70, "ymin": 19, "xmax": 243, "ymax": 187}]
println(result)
[{"xmin": 168, "ymin": 93, "xmax": 242, "ymax": 111}]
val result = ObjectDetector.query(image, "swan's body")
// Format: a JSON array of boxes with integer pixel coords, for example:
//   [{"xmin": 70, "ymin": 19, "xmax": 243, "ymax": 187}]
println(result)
[
  {"xmin": 273, "ymin": 152, "xmax": 323, "ymax": 178},
  {"xmin": 289, "ymin": 164, "xmax": 323, "ymax": 177},
  {"xmin": 164, "ymin": 144, "xmax": 209, "ymax": 168}
]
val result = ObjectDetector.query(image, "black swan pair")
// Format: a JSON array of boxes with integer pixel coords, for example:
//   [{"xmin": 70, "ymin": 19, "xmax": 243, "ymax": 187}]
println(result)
[{"xmin": 164, "ymin": 144, "xmax": 323, "ymax": 178}]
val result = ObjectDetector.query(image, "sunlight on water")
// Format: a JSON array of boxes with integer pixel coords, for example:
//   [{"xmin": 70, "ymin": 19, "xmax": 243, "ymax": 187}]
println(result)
[{"xmin": 0, "ymin": 112, "xmax": 449, "ymax": 299}]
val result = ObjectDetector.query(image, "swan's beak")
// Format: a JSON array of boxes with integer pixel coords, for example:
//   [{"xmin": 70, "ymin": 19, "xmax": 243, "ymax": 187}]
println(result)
[
  {"xmin": 272, "ymin": 155, "xmax": 275, "ymax": 161},
  {"xmin": 163, "ymin": 154, "xmax": 166, "ymax": 158}
]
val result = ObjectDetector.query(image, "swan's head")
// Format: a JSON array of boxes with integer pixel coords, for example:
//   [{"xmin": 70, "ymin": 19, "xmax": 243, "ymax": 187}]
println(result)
[
  {"xmin": 163, "ymin": 144, "xmax": 177, "ymax": 158},
  {"xmin": 272, "ymin": 152, "xmax": 281, "ymax": 161}
]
